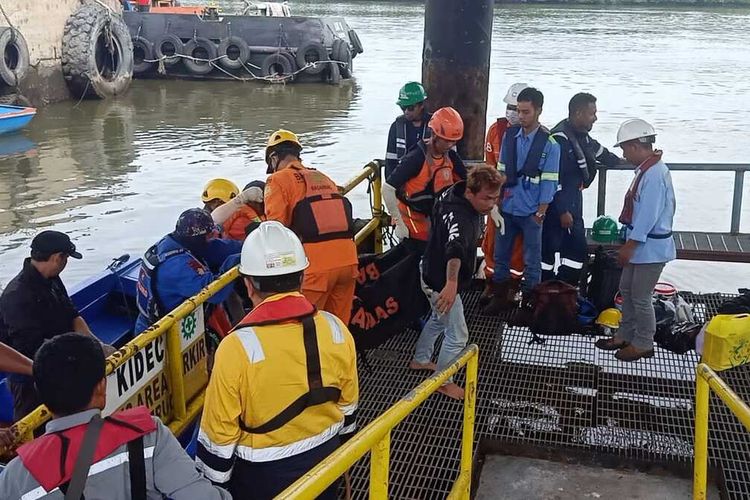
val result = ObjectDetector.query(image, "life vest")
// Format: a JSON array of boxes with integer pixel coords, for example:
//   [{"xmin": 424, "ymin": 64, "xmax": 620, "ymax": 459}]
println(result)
[
  {"xmin": 550, "ymin": 119, "xmax": 595, "ymax": 188},
  {"xmin": 136, "ymin": 236, "xmax": 205, "ymax": 323},
  {"xmin": 17, "ymin": 406, "xmax": 155, "ymax": 494},
  {"xmin": 232, "ymin": 295, "xmax": 341, "ymax": 434},
  {"xmin": 502, "ymin": 126, "xmax": 550, "ymax": 187},
  {"xmin": 290, "ymin": 168, "xmax": 355, "ymax": 244},
  {"xmin": 398, "ymin": 141, "xmax": 460, "ymax": 215},
  {"xmin": 394, "ymin": 114, "xmax": 431, "ymax": 161}
]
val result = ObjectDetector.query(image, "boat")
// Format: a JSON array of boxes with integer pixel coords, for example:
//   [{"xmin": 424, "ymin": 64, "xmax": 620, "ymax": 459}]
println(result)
[{"xmin": 0, "ymin": 105, "xmax": 36, "ymax": 135}]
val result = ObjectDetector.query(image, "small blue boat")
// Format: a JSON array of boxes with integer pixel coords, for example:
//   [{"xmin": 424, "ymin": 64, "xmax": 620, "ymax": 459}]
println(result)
[{"xmin": 0, "ymin": 105, "xmax": 36, "ymax": 135}]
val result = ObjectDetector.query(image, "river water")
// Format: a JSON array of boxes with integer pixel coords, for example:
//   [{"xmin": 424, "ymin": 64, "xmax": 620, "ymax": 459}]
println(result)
[{"xmin": 1, "ymin": 2, "xmax": 749, "ymax": 292}]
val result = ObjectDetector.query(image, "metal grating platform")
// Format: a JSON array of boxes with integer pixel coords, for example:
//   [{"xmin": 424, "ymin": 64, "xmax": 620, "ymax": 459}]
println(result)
[{"xmin": 347, "ymin": 288, "xmax": 750, "ymax": 499}]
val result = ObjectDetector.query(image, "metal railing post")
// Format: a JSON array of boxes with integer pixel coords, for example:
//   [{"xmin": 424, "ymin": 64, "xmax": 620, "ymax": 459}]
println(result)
[
  {"xmin": 693, "ymin": 368, "xmax": 710, "ymax": 500},
  {"xmin": 167, "ymin": 322, "xmax": 187, "ymax": 421},
  {"xmin": 597, "ymin": 166, "xmax": 607, "ymax": 216},
  {"xmin": 372, "ymin": 161, "xmax": 384, "ymax": 254},
  {"xmin": 731, "ymin": 170, "xmax": 744, "ymax": 235},
  {"xmin": 458, "ymin": 351, "xmax": 479, "ymax": 498},
  {"xmin": 370, "ymin": 431, "xmax": 391, "ymax": 498}
]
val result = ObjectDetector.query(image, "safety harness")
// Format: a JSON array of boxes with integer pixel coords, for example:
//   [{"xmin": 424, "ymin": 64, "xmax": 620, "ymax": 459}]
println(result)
[{"xmin": 502, "ymin": 126, "xmax": 550, "ymax": 187}]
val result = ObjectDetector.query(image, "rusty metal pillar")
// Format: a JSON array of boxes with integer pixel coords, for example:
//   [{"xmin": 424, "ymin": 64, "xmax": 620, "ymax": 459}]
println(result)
[{"xmin": 422, "ymin": 0, "xmax": 493, "ymax": 160}]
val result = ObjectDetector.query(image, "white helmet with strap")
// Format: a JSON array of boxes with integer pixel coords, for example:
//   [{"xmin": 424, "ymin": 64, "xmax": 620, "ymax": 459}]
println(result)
[
  {"xmin": 614, "ymin": 118, "xmax": 656, "ymax": 147},
  {"xmin": 503, "ymin": 82, "xmax": 529, "ymax": 105},
  {"xmin": 239, "ymin": 221, "xmax": 309, "ymax": 276}
]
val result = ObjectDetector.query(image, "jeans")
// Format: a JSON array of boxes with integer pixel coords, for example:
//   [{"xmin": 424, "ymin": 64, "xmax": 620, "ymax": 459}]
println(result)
[
  {"xmin": 493, "ymin": 213, "xmax": 543, "ymax": 292},
  {"xmin": 413, "ymin": 276, "xmax": 469, "ymax": 382},
  {"xmin": 618, "ymin": 262, "xmax": 666, "ymax": 350}
]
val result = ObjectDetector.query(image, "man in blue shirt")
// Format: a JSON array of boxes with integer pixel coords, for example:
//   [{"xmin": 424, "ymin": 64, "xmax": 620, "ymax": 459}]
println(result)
[
  {"xmin": 595, "ymin": 118, "xmax": 676, "ymax": 361},
  {"xmin": 484, "ymin": 87, "xmax": 560, "ymax": 314}
]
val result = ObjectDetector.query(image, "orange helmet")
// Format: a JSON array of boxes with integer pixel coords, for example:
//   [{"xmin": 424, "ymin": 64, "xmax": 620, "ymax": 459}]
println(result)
[{"xmin": 428, "ymin": 107, "xmax": 464, "ymax": 141}]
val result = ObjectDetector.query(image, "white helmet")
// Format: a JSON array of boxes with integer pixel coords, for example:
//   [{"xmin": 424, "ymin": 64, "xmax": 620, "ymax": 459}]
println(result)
[
  {"xmin": 503, "ymin": 82, "xmax": 529, "ymax": 105},
  {"xmin": 239, "ymin": 221, "xmax": 309, "ymax": 276},
  {"xmin": 614, "ymin": 118, "xmax": 656, "ymax": 147}
]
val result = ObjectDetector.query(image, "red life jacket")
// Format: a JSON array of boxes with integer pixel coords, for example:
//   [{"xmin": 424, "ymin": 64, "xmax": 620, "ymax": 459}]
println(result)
[
  {"xmin": 618, "ymin": 150, "xmax": 663, "ymax": 226},
  {"xmin": 16, "ymin": 406, "xmax": 156, "ymax": 492},
  {"xmin": 290, "ymin": 168, "xmax": 354, "ymax": 244}
]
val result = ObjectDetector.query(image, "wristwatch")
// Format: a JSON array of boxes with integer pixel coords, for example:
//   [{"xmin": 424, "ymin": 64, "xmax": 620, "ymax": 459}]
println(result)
[{"xmin": 535, "ymin": 211, "xmax": 546, "ymax": 219}]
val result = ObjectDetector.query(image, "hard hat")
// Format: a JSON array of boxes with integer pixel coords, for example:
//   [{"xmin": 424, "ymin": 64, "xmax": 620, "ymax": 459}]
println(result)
[
  {"xmin": 596, "ymin": 308, "xmax": 622, "ymax": 329},
  {"xmin": 396, "ymin": 82, "xmax": 427, "ymax": 107},
  {"xmin": 503, "ymin": 82, "xmax": 529, "ymax": 105},
  {"xmin": 265, "ymin": 129, "xmax": 302, "ymax": 160},
  {"xmin": 613, "ymin": 118, "xmax": 656, "ymax": 147},
  {"xmin": 592, "ymin": 215, "xmax": 620, "ymax": 243},
  {"xmin": 428, "ymin": 107, "xmax": 464, "ymax": 141},
  {"xmin": 201, "ymin": 178, "xmax": 240, "ymax": 203},
  {"xmin": 239, "ymin": 220, "xmax": 309, "ymax": 276},
  {"xmin": 175, "ymin": 208, "xmax": 217, "ymax": 237}
]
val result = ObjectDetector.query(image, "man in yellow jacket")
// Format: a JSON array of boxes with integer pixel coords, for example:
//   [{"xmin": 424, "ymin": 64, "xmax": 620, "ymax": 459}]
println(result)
[{"xmin": 196, "ymin": 221, "xmax": 359, "ymax": 499}]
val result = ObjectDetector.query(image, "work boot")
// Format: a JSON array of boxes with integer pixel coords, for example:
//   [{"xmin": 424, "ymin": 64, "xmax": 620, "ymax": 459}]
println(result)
[
  {"xmin": 479, "ymin": 279, "xmax": 494, "ymax": 306},
  {"xmin": 595, "ymin": 337, "xmax": 629, "ymax": 351},
  {"xmin": 614, "ymin": 344, "xmax": 654, "ymax": 362},
  {"xmin": 482, "ymin": 281, "xmax": 514, "ymax": 315}
]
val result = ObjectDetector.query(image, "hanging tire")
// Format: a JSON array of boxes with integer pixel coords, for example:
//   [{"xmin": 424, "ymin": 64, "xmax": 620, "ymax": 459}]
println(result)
[
  {"xmin": 132, "ymin": 36, "xmax": 155, "ymax": 75},
  {"xmin": 326, "ymin": 59, "xmax": 341, "ymax": 86},
  {"xmin": 153, "ymin": 33, "xmax": 184, "ymax": 67},
  {"xmin": 183, "ymin": 37, "xmax": 217, "ymax": 75},
  {"xmin": 61, "ymin": 3, "xmax": 134, "ymax": 99},
  {"xmin": 217, "ymin": 36, "xmax": 250, "ymax": 70},
  {"xmin": 261, "ymin": 52, "xmax": 293, "ymax": 79},
  {"xmin": 332, "ymin": 39, "xmax": 352, "ymax": 79},
  {"xmin": 295, "ymin": 41, "xmax": 327, "ymax": 75},
  {"xmin": 0, "ymin": 28, "xmax": 29, "ymax": 87},
  {"xmin": 348, "ymin": 29, "xmax": 363, "ymax": 56}
]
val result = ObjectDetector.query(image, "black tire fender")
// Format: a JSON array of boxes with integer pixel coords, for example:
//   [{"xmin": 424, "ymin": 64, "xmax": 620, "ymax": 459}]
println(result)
[
  {"xmin": 153, "ymin": 33, "xmax": 184, "ymax": 67},
  {"xmin": 348, "ymin": 29, "xmax": 363, "ymax": 55},
  {"xmin": 326, "ymin": 58, "xmax": 341, "ymax": 85},
  {"xmin": 0, "ymin": 28, "xmax": 30, "ymax": 87},
  {"xmin": 132, "ymin": 35, "xmax": 155, "ymax": 74},
  {"xmin": 217, "ymin": 36, "xmax": 250, "ymax": 70},
  {"xmin": 295, "ymin": 41, "xmax": 328, "ymax": 75},
  {"xmin": 261, "ymin": 52, "xmax": 294, "ymax": 78},
  {"xmin": 332, "ymin": 39, "xmax": 352, "ymax": 79},
  {"xmin": 183, "ymin": 37, "xmax": 218, "ymax": 75},
  {"xmin": 61, "ymin": 3, "xmax": 134, "ymax": 99}
]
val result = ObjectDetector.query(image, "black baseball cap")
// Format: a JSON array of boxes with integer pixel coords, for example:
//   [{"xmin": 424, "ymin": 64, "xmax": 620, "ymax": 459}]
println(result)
[{"xmin": 31, "ymin": 231, "xmax": 82, "ymax": 259}]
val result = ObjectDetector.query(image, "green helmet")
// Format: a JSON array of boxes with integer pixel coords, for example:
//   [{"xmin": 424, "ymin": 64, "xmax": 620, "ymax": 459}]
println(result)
[
  {"xmin": 396, "ymin": 82, "xmax": 427, "ymax": 107},
  {"xmin": 592, "ymin": 215, "xmax": 620, "ymax": 243}
]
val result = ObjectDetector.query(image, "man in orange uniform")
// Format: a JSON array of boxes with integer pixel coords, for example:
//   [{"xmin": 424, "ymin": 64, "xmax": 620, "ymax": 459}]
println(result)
[
  {"xmin": 480, "ymin": 83, "xmax": 528, "ymax": 305},
  {"xmin": 263, "ymin": 130, "xmax": 358, "ymax": 324},
  {"xmin": 383, "ymin": 107, "xmax": 467, "ymax": 255}
]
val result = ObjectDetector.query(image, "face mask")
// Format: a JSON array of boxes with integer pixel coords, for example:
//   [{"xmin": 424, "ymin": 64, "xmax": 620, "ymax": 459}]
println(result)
[{"xmin": 506, "ymin": 109, "xmax": 520, "ymax": 125}]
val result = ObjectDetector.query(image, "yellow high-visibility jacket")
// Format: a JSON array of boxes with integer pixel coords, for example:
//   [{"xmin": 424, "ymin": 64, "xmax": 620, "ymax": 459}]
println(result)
[{"xmin": 196, "ymin": 292, "xmax": 359, "ymax": 484}]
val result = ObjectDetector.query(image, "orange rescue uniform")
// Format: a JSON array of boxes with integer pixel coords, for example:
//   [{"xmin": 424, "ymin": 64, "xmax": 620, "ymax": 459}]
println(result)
[
  {"xmin": 222, "ymin": 205, "xmax": 263, "ymax": 241},
  {"xmin": 264, "ymin": 160, "xmax": 358, "ymax": 323},
  {"xmin": 483, "ymin": 118, "xmax": 524, "ymax": 279}
]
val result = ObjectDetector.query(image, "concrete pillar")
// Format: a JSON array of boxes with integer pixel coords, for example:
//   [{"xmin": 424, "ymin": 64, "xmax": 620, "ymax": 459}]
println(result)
[{"xmin": 422, "ymin": 0, "xmax": 493, "ymax": 160}]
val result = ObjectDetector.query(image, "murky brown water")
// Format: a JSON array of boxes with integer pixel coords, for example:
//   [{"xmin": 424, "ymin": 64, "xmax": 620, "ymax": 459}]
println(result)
[{"xmin": 1, "ymin": 2, "xmax": 749, "ymax": 291}]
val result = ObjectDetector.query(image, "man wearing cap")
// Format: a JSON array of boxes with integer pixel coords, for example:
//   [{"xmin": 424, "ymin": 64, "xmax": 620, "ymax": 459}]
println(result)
[
  {"xmin": 595, "ymin": 118, "xmax": 676, "ymax": 361},
  {"xmin": 0, "ymin": 230, "xmax": 113, "ymax": 421},
  {"xmin": 135, "ymin": 208, "xmax": 242, "ymax": 334},
  {"xmin": 385, "ymin": 82, "xmax": 432, "ymax": 179}
]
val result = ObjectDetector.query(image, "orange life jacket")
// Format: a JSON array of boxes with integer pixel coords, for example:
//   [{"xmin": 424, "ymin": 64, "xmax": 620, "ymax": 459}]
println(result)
[{"xmin": 291, "ymin": 168, "xmax": 354, "ymax": 244}]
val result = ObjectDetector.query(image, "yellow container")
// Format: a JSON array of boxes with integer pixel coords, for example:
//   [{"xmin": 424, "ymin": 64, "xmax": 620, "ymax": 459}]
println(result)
[{"xmin": 702, "ymin": 314, "xmax": 750, "ymax": 371}]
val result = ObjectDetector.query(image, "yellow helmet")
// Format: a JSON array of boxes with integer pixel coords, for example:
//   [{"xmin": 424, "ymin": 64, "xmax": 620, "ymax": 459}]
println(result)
[
  {"xmin": 596, "ymin": 308, "xmax": 622, "ymax": 329},
  {"xmin": 202, "ymin": 178, "xmax": 240, "ymax": 203},
  {"xmin": 265, "ymin": 129, "xmax": 302, "ymax": 158}
]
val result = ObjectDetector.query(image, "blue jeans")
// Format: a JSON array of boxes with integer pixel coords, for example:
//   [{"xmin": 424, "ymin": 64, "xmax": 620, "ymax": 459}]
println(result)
[
  {"xmin": 493, "ymin": 213, "xmax": 543, "ymax": 292},
  {"xmin": 413, "ymin": 276, "xmax": 469, "ymax": 382}
]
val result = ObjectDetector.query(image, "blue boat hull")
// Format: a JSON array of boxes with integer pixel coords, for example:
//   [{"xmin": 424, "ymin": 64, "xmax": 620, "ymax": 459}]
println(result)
[{"xmin": 0, "ymin": 105, "xmax": 36, "ymax": 135}]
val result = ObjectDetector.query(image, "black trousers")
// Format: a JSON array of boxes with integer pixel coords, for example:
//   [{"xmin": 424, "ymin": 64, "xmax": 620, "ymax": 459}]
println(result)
[{"xmin": 229, "ymin": 436, "xmax": 340, "ymax": 500}]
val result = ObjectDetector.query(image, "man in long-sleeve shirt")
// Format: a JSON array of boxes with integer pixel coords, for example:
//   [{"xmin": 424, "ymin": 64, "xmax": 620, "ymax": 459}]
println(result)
[
  {"xmin": 385, "ymin": 82, "xmax": 431, "ymax": 178},
  {"xmin": 484, "ymin": 87, "xmax": 560, "ymax": 314},
  {"xmin": 543, "ymin": 93, "xmax": 622, "ymax": 285}
]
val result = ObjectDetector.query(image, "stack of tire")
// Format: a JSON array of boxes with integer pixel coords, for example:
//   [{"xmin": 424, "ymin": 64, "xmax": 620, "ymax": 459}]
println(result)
[
  {"xmin": 0, "ymin": 27, "xmax": 29, "ymax": 90},
  {"xmin": 61, "ymin": 2, "xmax": 134, "ymax": 99}
]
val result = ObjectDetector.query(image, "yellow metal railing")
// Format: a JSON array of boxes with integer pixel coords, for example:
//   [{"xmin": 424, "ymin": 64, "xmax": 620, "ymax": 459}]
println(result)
[
  {"xmin": 1, "ymin": 161, "xmax": 384, "ymax": 453},
  {"xmin": 277, "ymin": 344, "xmax": 480, "ymax": 499},
  {"xmin": 693, "ymin": 363, "xmax": 750, "ymax": 499}
]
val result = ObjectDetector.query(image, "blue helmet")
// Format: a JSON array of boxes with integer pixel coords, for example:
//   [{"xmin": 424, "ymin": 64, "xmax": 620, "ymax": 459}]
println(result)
[{"xmin": 175, "ymin": 208, "xmax": 216, "ymax": 237}]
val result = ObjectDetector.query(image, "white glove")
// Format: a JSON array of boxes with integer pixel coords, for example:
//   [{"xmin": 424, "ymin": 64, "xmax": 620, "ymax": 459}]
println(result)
[
  {"xmin": 394, "ymin": 219, "xmax": 409, "ymax": 241},
  {"xmin": 237, "ymin": 186, "xmax": 264, "ymax": 205},
  {"xmin": 490, "ymin": 205, "xmax": 505, "ymax": 235}
]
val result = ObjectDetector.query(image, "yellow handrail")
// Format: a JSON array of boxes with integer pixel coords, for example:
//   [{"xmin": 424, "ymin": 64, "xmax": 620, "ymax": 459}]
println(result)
[
  {"xmin": 1, "ymin": 161, "xmax": 384, "ymax": 454},
  {"xmin": 693, "ymin": 363, "xmax": 750, "ymax": 499},
  {"xmin": 277, "ymin": 344, "xmax": 479, "ymax": 499}
]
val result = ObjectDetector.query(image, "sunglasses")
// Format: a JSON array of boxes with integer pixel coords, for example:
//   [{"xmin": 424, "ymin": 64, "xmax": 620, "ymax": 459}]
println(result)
[{"xmin": 400, "ymin": 105, "xmax": 417, "ymax": 112}]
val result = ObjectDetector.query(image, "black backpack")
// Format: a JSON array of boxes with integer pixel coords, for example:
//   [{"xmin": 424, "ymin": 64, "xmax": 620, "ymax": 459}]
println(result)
[
  {"xmin": 529, "ymin": 280, "xmax": 579, "ymax": 336},
  {"xmin": 586, "ymin": 246, "xmax": 622, "ymax": 312}
]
